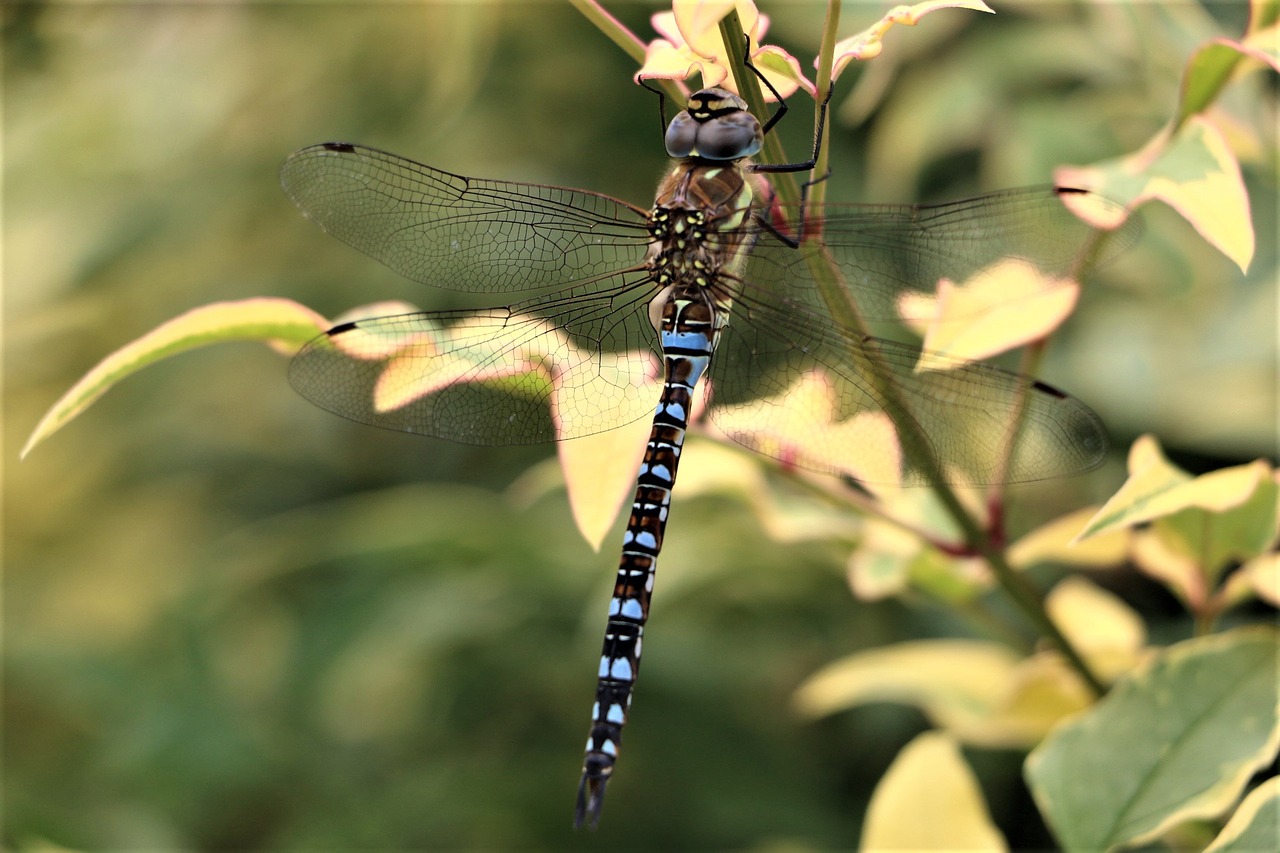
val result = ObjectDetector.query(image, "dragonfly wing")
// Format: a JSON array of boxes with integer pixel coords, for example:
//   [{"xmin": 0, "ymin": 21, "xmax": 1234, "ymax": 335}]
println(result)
[
  {"xmin": 290, "ymin": 284, "xmax": 662, "ymax": 445},
  {"xmin": 280, "ymin": 143, "xmax": 652, "ymax": 295},
  {"xmin": 709, "ymin": 295, "xmax": 1106, "ymax": 485},
  {"xmin": 749, "ymin": 186, "xmax": 1140, "ymax": 325}
]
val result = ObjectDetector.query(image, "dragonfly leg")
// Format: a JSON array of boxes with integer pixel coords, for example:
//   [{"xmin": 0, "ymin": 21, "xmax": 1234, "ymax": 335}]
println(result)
[
  {"xmin": 638, "ymin": 76, "xmax": 671, "ymax": 148},
  {"xmin": 750, "ymin": 81, "xmax": 835, "ymax": 175}
]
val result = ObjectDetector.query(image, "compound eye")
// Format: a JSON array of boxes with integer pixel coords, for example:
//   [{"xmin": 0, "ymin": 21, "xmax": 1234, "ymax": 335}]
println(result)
[
  {"xmin": 693, "ymin": 111, "xmax": 762, "ymax": 160},
  {"xmin": 664, "ymin": 112, "xmax": 698, "ymax": 158}
]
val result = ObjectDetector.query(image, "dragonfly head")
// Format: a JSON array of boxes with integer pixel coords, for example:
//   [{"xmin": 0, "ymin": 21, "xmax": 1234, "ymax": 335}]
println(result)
[{"xmin": 665, "ymin": 87, "xmax": 763, "ymax": 162}]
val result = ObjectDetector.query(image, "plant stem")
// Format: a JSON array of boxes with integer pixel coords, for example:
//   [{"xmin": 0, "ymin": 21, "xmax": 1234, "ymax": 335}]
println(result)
[
  {"xmin": 569, "ymin": 0, "xmax": 646, "ymax": 63},
  {"xmin": 717, "ymin": 6, "xmax": 1106, "ymax": 697}
]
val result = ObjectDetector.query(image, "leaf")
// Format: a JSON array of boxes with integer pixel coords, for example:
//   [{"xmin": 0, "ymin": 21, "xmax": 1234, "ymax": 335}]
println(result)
[
  {"xmin": 794, "ymin": 639, "xmax": 1019, "ymax": 723},
  {"xmin": 21, "ymin": 298, "xmax": 328, "ymax": 458},
  {"xmin": 791, "ymin": 638, "xmax": 1091, "ymax": 747},
  {"xmin": 1250, "ymin": 0, "xmax": 1280, "ymax": 34},
  {"xmin": 749, "ymin": 45, "xmax": 814, "ymax": 99},
  {"xmin": 1131, "ymin": 527, "xmax": 1207, "ymax": 610},
  {"xmin": 1078, "ymin": 435, "xmax": 1274, "ymax": 540},
  {"xmin": 1150, "ymin": 473, "xmax": 1280, "ymax": 582},
  {"xmin": 908, "ymin": 260, "xmax": 1079, "ymax": 367},
  {"xmin": 976, "ymin": 652, "xmax": 1094, "ymax": 747},
  {"xmin": 832, "ymin": 1, "xmax": 994, "ymax": 75},
  {"xmin": 846, "ymin": 486, "xmax": 988, "ymax": 601},
  {"xmin": 1026, "ymin": 627, "xmax": 1280, "ymax": 852},
  {"xmin": 1045, "ymin": 575, "xmax": 1146, "ymax": 682},
  {"xmin": 1007, "ymin": 506, "xmax": 1129, "ymax": 570},
  {"xmin": 1056, "ymin": 115, "xmax": 1254, "ymax": 272},
  {"xmin": 1079, "ymin": 436, "xmax": 1278, "ymax": 608},
  {"xmin": 675, "ymin": 437, "xmax": 861, "ymax": 545},
  {"xmin": 861, "ymin": 732, "xmax": 1008, "ymax": 852},
  {"xmin": 847, "ymin": 511, "xmax": 929, "ymax": 599},
  {"xmin": 709, "ymin": 369, "xmax": 903, "ymax": 485},
  {"xmin": 1221, "ymin": 552, "xmax": 1280, "ymax": 609},
  {"xmin": 1203, "ymin": 775, "xmax": 1280, "ymax": 853},
  {"xmin": 1179, "ymin": 24, "xmax": 1280, "ymax": 128},
  {"xmin": 559, "ymin": 416, "xmax": 653, "ymax": 552}
]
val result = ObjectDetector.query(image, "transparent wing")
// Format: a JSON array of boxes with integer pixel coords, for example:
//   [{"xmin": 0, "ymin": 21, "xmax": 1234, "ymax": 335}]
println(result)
[
  {"xmin": 709, "ymin": 291, "xmax": 1106, "ymax": 485},
  {"xmin": 280, "ymin": 143, "xmax": 652, "ymax": 295},
  {"xmin": 750, "ymin": 187, "xmax": 1141, "ymax": 324},
  {"xmin": 289, "ymin": 282, "xmax": 663, "ymax": 445}
]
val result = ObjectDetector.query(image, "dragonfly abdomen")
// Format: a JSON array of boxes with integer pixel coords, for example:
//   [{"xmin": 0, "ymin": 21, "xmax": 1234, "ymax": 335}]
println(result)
[{"xmin": 575, "ymin": 288, "xmax": 719, "ymax": 829}]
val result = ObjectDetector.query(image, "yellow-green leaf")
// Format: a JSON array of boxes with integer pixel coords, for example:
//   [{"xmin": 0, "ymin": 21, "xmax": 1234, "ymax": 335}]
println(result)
[
  {"xmin": 1007, "ymin": 506, "xmax": 1129, "ymax": 570},
  {"xmin": 1249, "ymin": 0, "xmax": 1279, "ymax": 34},
  {"xmin": 21, "ymin": 298, "xmax": 328, "ymax": 458},
  {"xmin": 861, "ymin": 732, "xmax": 1007, "ymax": 852},
  {"xmin": 795, "ymin": 640, "xmax": 1092, "ymax": 749},
  {"xmin": 1221, "ymin": 552, "xmax": 1280, "ymax": 609},
  {"xmin": 975, "ymin": 652, "xmax": 1094, "ymax": 747},
  {"xmin": 710, "ymin": 369, "xmax": 904, "ymax": 484},
  {"xmin": 559, "ymin": 416, "xmax": 652, "ymax": 552},
  {"xmin": 832, "ymin": 0, "xmax": 994, "ymax": 75},
  {"xmin": 1155, "ymin": 471, "xmax": 1279, "ymax": 581},
  {"xmin": 1084, "ymin": 438, "xmax": 1277, "ymax": 606},
  {"xmin": 1078, "ymin": 435, "xmax": 1273, "ymax": 539},
  {"xmin": 1026, "ymin": 628, "xmax": 1280, "ymax": 852},
  {"xmin": 911, "ymin": 261, "xmax": 1079, "ymax": 367},
  {"xmin": 1045, "ymin": 575, "xmax": 1146, "ymax": 682},
  {"xmin": 1057, "ymin": 115, "xmax": 1254, "ymax": 271},
  {"xmin": 847, "ymin": 516, "xmax": 929, "ymax": 599},
  {"xmin": 793, "ymin": 639, "xmax": 1019, "ymax": 733},
  {"xmin": 677, "ymin": 437, "xmax": 861, "ymax": 545},
  {"xmin": 1131, "ymin": 527, "xmax": 1206, "ymax": 610},
  {"xmin": 1203, "ymin": 775, "xmax": 1280, "ymax": 853},
  {"xmin": 1179, "ymin": 25, "xmax": 1280, "ymax": 128}
]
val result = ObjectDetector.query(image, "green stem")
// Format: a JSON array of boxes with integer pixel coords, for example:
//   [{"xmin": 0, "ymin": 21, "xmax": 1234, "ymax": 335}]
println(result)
[
  {"xmin": 716, "ymin": 7, "xmax": 1105, "ymax": 697},
  {"xmin": 807, "ymin": 0, "xmax": 841, "ymax": 210},
  {"xmin": 571, "ymin": 0, "xmax": 687, "ymax": 106},
  {"xmin": 569, "ymin": 0, "xmax": 646, "ymax": 63},
  {"xmin": 719, "ymin": 10, "xmax": 801, "ymax": 208},
  {"xmin": 580, "ymin": 1, "xmax": 1106, "ymax": 698}
]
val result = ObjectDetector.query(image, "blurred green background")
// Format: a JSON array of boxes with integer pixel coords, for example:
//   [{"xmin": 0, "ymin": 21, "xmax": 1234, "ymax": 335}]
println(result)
[{"xmin": 5, "ymin": 1, "xmax": 1275, "ymax": 849}]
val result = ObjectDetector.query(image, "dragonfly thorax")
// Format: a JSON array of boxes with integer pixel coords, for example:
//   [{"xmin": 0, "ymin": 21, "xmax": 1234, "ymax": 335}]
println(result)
[
  {"xmin": 649, "ymin": 207, "xmax": 716, "ymax": 288},
  {"xmin": 664, "ymin": 87, "xmax": 763, "ymax": 161}
]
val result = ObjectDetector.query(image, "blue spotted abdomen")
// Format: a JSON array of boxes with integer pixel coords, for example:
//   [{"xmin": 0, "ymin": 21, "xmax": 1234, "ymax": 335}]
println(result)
[{"xmin": 574, "ymin": 293, "xmax": 718, "ymax": 827}]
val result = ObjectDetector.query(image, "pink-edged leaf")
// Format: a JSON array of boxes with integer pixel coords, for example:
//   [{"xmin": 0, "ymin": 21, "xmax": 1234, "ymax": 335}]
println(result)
[
  {"xmin": 861, "ymin": 732, "xmax": 1007, "ymax": 850},
  {"xmin": 1079, "ymin": 435, "xmax": 1275, "ymax": 539},
  {"xmin": 749, "ymin": 45, "xmax": 815, "ymax": 99},
  {"xmin": 1179, "ymin": 35, "xmax": 1279, "ymax": 127},
  {"xmin": 559, "ymin": 417, "xmax": 653, "ymax": 552},
  {"xmin": 637, "ymin": 0, "xmax": 806, "ymax": 100},
  {"xmin": 710, "ymin": 369, "xmax": 904, "ymax": 485},
  {"xmin": 832, "ymin": 0, "xmax": 994, "ymax": 77},
  {"xmin": 22, "ymin": 298, "xmax": 328, "ymax": 458},
  {"xmin": 906, "ymin": 259, "xmax": 1079, "ymax": 368},
  {"xmin": 671, "ymin": 0, "xmax": 759, "ymax": 58},
  {"xmin": 1057, "ymin": 115, "xmax": 1254, "ymax": 272},
  {"xmin": 636, "ymin": 39, "xmax": 720, "ymax": 86},
  {"xmin": 1007, "ymin": 506, "xmax": 1130, "ymax": 571},
  {"xmin": 556, "ymin": 346, "xmax": 661, "ymax": 549}
]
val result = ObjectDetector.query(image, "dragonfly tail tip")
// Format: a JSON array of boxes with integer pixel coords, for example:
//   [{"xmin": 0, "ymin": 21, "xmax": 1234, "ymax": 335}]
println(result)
[{"xmin": 573, "ymin": 775, "xmax": 608, "ymax": 831}]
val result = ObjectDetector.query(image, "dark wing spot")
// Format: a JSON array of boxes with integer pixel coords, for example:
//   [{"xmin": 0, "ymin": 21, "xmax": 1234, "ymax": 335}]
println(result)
[{"xmin": 1032, "ymin": 379, "xmax": 1068, "ymax": 399}]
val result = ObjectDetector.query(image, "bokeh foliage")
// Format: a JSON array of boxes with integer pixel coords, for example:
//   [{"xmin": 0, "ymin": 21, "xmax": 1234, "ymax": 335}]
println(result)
[{"xmin": 5, "ymin": 1, "xmax": 1275, "ymax": 849}]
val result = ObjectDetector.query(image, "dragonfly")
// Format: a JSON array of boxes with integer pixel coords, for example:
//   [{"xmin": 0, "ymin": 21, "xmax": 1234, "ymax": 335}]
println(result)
[{"xmin": 281, "ymin": 84, "xmax": 1132, "ymax": 829}]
